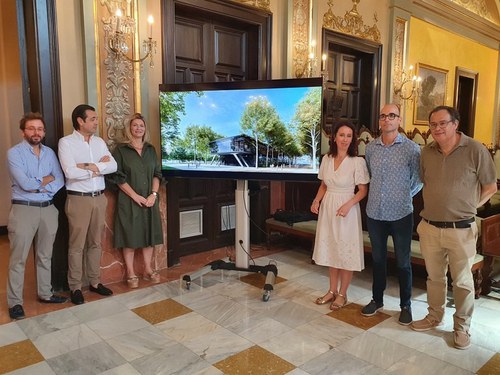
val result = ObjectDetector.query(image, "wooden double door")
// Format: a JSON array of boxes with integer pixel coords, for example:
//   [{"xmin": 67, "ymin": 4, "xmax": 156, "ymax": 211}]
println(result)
[
  {"xmin": 162, "ymin": 0, "xmax": 271, "ymax": 265},
  {"xmin": 322, "ymin": 29, "xmax": 382, "ymax": 136}
]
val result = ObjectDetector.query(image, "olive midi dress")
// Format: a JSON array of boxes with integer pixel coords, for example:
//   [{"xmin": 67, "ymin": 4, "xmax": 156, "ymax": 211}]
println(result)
[{"xmin": 111, "ymin": 143, "xmax": 163, "ymax": 248}]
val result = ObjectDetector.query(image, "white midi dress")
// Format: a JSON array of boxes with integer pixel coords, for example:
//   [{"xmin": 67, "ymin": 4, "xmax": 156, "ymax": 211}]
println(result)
[{"xmin": 312, "ymin": 155, "xmax": 370, "ymax": 271}]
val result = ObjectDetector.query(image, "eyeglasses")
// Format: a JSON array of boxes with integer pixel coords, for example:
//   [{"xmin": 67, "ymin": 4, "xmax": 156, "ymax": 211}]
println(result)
[
  {"xmin": 429, "ymin": 120, "xmax": 453, "ymax": 129},
  {"xmin": 379, "ymin": 113, "xmax": 399, "ymax": 121}
]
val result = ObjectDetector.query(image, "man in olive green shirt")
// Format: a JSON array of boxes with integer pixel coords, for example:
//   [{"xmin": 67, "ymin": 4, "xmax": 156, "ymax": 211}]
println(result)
[{"xmin": 411, "ymin": 106, "xmax": 497, "ymax": 350}]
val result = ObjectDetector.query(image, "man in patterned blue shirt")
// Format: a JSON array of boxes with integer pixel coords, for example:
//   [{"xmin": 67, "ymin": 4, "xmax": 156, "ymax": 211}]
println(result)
[
  {"xmin": 7, "ymin": 113, "xmax": 67, "ymax": 320},
  {"xmin": 361, "ymin": 103, "xmax": 422, "ymax": 325}
]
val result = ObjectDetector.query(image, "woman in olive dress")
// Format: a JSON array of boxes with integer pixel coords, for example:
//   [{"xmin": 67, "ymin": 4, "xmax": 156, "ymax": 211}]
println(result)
[{"xmin": 112, "ymin": 113, "xmax": 163, "ymax": 288}]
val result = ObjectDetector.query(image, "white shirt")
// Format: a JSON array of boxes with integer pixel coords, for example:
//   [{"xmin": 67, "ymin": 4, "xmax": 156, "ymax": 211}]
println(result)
[{"xmin": 58, "ymin": 130, "xmax": 117, "ymax": 192}]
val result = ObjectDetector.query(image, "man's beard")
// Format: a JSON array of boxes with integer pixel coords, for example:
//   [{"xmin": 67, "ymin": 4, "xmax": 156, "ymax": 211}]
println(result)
[{"xmin": 26, "ymin": 136, "xmax": 41, "ymax": 146}]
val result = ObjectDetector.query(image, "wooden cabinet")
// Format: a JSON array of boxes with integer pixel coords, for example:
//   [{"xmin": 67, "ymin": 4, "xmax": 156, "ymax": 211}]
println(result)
[{"xmin": 480, "ymin": 213, "xmax": 500, "ymax": 295}]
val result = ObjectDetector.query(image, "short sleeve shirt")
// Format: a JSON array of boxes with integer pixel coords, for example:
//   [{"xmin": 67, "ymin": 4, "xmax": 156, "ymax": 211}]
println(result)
[
  {"xmin": 365, "ymin": 134, "xmax": 422, "ymax": 221},
  {"xmin": 420, "ymin": 133, "xmax": 497, "ymax": 221}
]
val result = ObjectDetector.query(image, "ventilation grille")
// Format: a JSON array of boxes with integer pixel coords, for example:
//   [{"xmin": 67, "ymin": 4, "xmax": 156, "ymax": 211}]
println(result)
[
  {"xmin": 179, "ymin": 209, "xmax": 203, "ymax": 238},
  {"xmin": 221, "ymin": 204, "xmax": 235, "ymax": 231}
]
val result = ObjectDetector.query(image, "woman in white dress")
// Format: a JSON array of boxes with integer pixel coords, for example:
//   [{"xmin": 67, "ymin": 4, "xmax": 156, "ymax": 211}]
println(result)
[{"xmin": 311, "ymin": 122, "xmax": 369, "ymax": 310}]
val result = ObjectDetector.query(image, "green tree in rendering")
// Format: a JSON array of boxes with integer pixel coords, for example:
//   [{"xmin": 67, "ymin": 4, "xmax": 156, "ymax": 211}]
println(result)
[
  {"xmin": 159, "ymin": 91, "xmax": 193, "ymax": 160},
  {"xmin": 240, "ymin": 96, "xmax": 281, "ymax": 168},
  {"xmin": 294, "ymin": 88, "xmax": 322, "ymax": 170},
  {"xmin": 261, "ymin": 111, "xmax": 287, "ymax": 167},
  {"xmin": 263, "ymin": 119, "xmax": 297, "ymax": 166},
  {"xmin": 175, "ymin": 125, "xmax": 222, "ymax": 163},
  {"xmin": 275, "ymin": 129, "xmax": 301, "ymax": 166}
]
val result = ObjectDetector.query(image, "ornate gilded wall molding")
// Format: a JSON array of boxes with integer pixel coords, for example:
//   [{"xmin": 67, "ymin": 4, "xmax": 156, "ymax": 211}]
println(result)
[
  {"xmin": 323, "ymin": 0, "xmax": 381, "ymax": 42},
  {"xmin": 392, "ymin": 18, "xmax": 407, "ymax": 105},
  {"xmin": 231, "ymin": 0, "xmax": 270, "ymax": 12},
  {"xmin": 449, "ymin": 0, "xmax": 496, "ymax": 23},
  {"xmin": 99, "ymin": 0, "xmax": 135, "ymax": 148},
  {"xmin": 292, "ymin": 0, "xmax": 311, "ymax": 78}
]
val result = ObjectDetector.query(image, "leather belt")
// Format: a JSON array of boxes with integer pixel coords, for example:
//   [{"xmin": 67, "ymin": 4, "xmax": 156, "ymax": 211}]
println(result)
[
  {"xmin": 67, "ymin": 190, "xmax": 105, "ymax": 197},
  {"xmin": 424, "ymin": 218, "xmax": 475, "ymax": 229},
  {"xmin": 12, "ymin": 200, "xmax": 53, "ymax": 207}
]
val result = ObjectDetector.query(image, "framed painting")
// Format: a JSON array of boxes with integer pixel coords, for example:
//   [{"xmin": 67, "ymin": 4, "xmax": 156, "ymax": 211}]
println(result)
[{"xmin": 413, "ymin": 63, "xmax": 448, "ymax": 125}]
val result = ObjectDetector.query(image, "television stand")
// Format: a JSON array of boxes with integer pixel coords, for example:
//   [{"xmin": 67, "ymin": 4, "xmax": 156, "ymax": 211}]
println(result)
[{"xmin": 182, "ymin": 180, "xmax": 278, "ymax": 301}]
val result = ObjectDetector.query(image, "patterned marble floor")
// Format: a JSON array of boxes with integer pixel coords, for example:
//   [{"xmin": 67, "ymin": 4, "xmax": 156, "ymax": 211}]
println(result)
[{"xmin": 1, "ymin": 244, "xmax": 499, "ymax": 374}]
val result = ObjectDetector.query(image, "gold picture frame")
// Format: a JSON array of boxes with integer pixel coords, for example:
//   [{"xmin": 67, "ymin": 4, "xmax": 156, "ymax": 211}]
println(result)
[{"xmin": 413, "ymin": 63, "xmax": 448, "ymax": 125}]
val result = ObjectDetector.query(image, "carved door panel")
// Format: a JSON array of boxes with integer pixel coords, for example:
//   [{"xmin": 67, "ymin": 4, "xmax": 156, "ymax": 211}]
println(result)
[
  {"xmin": 322, "ymin": 29, "xmax": 381, "ymax": 135},
  {"xmin": 330, "ymin": 51, "xmax": 361, "ymax": 126},
  {"xmin": 172, "ymin": 13, "xmax": 253, "ymax": 83},
  {"xmin": 162, "ymin": 0, "xmax": 271, "ymax": 266}
]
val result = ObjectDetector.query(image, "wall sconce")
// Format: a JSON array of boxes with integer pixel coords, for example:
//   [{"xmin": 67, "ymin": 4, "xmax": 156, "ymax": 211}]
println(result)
[
  {"xmin": 307, "ymin": 52, "xmax": 317, "ymax": 78},
  {"xmin": 296, "ymin": 40, "xmax": 329, "ymax": 79},
  {"xmin": 320, "ymin": 53, "xmax": 328, "ymax": 82},
  {"xmin": 394, "ymin": 65, "xmax": 422, "ymax": 101},
  {"xmin": 107, "ymin": 6, "xmax": 157, "ymax": 68}
]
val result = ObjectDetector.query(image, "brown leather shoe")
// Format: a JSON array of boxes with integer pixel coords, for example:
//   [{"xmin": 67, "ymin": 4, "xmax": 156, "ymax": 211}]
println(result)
[
  {"xmin": 454, "ymin": 330, "xmax": 471, "ymax": 350},
  {"xmin": 410, "ymin": 316, "xmax": 442, "ymax": 331}
]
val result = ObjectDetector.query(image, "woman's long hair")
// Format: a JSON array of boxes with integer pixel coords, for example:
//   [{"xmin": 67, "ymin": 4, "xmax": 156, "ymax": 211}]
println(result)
[
  {"xmin": 124, "ymin": 113, "xmax": 151, "ymax": 143},
  {"xmin": 328, "ymin": 121, "xmax": 358, "ymax": 157}
]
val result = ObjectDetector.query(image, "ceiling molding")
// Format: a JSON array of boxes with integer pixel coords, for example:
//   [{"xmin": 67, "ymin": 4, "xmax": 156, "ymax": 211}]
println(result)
[
  {"xmin": 412, "ymin": 0, "xmax": 499, "ymax": 44},
  {"xmin": 449, "ymin": 0, "xmax": 499, "ymax": 25}
]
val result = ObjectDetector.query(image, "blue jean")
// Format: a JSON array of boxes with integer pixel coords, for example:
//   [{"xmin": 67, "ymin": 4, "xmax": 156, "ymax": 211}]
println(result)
[{"xmin": 366, "ymin": 213, "xmax": 413, "ymax": 308}]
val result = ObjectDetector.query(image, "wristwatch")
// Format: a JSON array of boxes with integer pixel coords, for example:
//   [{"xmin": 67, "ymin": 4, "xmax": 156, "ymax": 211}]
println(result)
[{"xmin": 152, "ymin": 191, "xmax": 158, "ymax": 197}]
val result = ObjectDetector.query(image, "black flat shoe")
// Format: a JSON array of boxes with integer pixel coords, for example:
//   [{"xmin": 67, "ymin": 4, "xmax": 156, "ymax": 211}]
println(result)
[
  {"xmin": 39, "ymin": 295, "xmax": 68, "ymax": 304},
  {"xmin": 89, "ymin": 283, "xmax": 113, "ymax": 296},
  {"xmin": 8, "ymin": 304, "xmax": 25, "ymax": 320},
  {"xmin": 70, "ymin": 289, "xmax": 84, "ymax": 305}
]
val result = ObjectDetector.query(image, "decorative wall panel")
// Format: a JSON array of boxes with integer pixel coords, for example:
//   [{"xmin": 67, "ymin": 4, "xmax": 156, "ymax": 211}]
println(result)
[
  {"xmin": 392, "ymin": 17, "xmax": 407, "ymax": 105},
  {"xmin": 292, "ymin": 0, "xmax": 311, "ymax": 78}
]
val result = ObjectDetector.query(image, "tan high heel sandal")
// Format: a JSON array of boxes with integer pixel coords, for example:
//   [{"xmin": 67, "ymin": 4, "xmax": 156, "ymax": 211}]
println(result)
[
  {"xmin": 315, "ymin": 290, "xmax": 336, "ymax": 305},
  {"xmin": 143, "ymin": 270, "xmax": 160, "ymax": 284},
  {"xmin": 330, "ymin": 293, "xmax": 347, "ymax": 311},
  {"xmin": 126, "ymin": 276, "xmax": 139, "ymax": 289}
]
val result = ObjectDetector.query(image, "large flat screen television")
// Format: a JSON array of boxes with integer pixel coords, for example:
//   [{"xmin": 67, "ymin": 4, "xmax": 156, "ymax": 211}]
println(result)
[{"xmin": 159, "ymin": 77, "xmax": 324, "ymax": 181}]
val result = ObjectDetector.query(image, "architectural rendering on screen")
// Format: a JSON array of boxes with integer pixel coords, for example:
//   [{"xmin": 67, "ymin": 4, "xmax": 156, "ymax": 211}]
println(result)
[{"xmin": 160, "ymin": 79, "xmax": 323, "ymax": 180}]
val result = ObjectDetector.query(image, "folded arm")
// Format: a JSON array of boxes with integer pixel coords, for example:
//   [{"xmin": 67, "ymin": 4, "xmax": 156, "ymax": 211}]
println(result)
[{"xmin": 478, "ymin": 182, "xmax": 498, "ymax": 208}]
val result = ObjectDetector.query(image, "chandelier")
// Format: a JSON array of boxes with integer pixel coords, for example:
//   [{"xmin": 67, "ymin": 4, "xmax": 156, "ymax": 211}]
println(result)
[{"xmin": 106, "ymin": 5, "xmax": 156, "ymax": 68}]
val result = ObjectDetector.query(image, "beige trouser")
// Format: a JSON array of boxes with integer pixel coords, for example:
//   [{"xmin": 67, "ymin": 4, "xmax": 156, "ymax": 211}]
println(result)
[
  {"xmin": 7, "ymin": 204, "xmax": 59, "ymax": 306},
  {"xmin": 65, "ymin": 194, "xmax": 107, "ymax": 291},
  {"xmin": 417, "ymin": 220, "xmax": 478, "ymax": 332}
]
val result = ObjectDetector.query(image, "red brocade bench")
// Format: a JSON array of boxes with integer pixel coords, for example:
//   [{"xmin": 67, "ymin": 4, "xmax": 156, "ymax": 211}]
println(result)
[{"xmin": 265, "ymin": 217, "xmax": 486, "ymax": 299}]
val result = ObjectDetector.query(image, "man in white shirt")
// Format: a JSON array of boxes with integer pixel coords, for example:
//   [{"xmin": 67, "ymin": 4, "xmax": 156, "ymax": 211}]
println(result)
[{"xmin": 58, "ymin": 104, "xmax": 117, "ymax": 305}]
